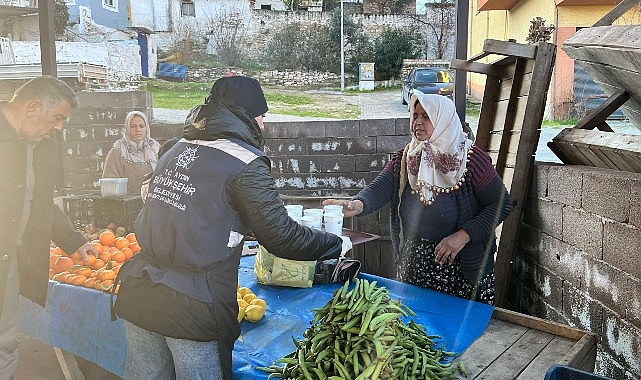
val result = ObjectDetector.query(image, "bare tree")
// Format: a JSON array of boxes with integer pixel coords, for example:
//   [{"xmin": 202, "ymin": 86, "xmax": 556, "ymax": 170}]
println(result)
[
  {"xmin": 204, "ymin": 7, "xmax": 250, "ymax": 66},
  {"xmin": 164, "ymin": 19, "xmax": 206, "ymax": 63},
  {"xmin": 410, "ymin": 0, "xmax": 455, "ymax": 59}
]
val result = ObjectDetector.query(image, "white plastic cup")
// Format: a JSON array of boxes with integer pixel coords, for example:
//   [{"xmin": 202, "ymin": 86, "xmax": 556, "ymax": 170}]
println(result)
[
  {"xmin": 285, "ymin": 204, "xmax": 303, "ymax": 223},
  {"xmin": 304, "ymin": 208, "xmax": 324, "ymax": 219},
  {"xmin": 300, "ymin": 215, "xmax": 322, "ymax": 230},
  {"xmin": 324, "ymin": 213, "xmax": 344, "ymax": 236},
  {"xmin": 323, "ymin": 204, "xmax": 343, "ymax": 216}
]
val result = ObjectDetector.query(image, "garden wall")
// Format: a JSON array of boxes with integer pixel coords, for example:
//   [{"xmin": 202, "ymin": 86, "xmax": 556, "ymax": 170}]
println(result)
[{"xmin": 512, "ymin": 163, "xmax": 641, "ymax": 379}]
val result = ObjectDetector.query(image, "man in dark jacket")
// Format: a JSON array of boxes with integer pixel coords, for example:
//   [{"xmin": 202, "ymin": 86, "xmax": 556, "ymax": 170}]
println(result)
[
  {"xmin": 114, "ymin": 76, "xmax": 352, "ymax": 380},
  {"xmin": 0, "ymin": 76, "xmax": 97, "ymax": 379}
]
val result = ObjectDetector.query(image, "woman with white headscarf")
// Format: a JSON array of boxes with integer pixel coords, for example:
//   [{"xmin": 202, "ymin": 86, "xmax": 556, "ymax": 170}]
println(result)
[
  {"xmin": 324, "ymin": 94, "xmax": 513, "ymax": 304},
  {"xmin": 103, "ymin": 111, "xmax": 161, "ymax": 195}
]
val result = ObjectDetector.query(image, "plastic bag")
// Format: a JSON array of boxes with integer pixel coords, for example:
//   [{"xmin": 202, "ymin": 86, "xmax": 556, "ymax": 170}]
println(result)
[{"xmin": 254, "ymin": 245, "xmax": 316, "ymax": 288}]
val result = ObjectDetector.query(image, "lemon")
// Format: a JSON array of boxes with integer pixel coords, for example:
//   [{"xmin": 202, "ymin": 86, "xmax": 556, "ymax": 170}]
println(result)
[
  {"xmin": 242, "ymin": 293, "xmax": 257, "ymax": 303},
  {"xmin": 237, "ymin": 287, "xmax": 253, "ymax": 298},
  {"xmin": 250, "ymin": 298, "xmax": 266, "ymax": 309},
  {"xmin": 237, "ymin": 298, "xmax": 249, "ymax": 310},
  {"xmin": 244, "ymin": 304, "xmax": 266, "ymax": 322},
  {"xmin": 237, "ymin": 306, "xmax": 245, "ymax": 322}
]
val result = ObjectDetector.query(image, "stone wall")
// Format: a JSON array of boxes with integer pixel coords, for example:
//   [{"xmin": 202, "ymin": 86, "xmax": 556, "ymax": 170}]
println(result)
[{"xmin": 512, "ymin": 163, "xmax": 641, "ymax": 379}]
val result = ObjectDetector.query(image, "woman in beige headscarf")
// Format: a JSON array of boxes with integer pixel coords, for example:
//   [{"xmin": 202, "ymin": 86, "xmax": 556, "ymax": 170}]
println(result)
[
  {"xmin": 103, "ymin": 111, "xmax": 160, "ymax": 195},
  {"xmin": 324, "ymin": 94, "xmax": 513, "ymax": 305}
]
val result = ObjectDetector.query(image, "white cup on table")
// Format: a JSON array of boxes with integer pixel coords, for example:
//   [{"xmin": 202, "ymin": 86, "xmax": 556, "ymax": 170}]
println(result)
[
  {"xmin": 324, "ymin": 212, "xmax": 344, "ymax": 236},
  {"xmin": 304, "ymin": 208, "xmax": 324, "ymax": 220},
  {"xmin": 300, "ymin": 215, "xmax": 322, "ymax": 230},
  {"xmin": 284, "ymin": 204, "xmax": 303, "ymax": 223},
  {"xmin": 323, "ymin": 205, "xmax": 343, "ymax": 216}
]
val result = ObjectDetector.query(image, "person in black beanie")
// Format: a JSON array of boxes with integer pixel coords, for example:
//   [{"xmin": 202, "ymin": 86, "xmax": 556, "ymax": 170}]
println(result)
[{"xmin": 114, "ymin": 75, "xmax": 353, "ymax": 380}]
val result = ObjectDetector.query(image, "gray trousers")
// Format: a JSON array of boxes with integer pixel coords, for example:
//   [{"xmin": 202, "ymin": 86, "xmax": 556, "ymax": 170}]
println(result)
[
  {"xmin": 0, "ymin": 254, "xmax": 19, "ymax": 380},
  {"xmin": 124, "ymin": 321, "xmax": 223, "ymax": 380}
]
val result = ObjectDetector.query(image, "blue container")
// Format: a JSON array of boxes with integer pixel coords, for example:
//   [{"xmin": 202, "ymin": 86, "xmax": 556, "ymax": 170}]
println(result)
[{"xmin": 545, "ymin": 365, "xmax": 613, "ymax": 380}]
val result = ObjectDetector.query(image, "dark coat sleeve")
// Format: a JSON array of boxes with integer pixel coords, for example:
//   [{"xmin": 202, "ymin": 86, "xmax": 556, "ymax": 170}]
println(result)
[{"xmin": 228, "ymin": 157, "xmax": 342, "ymax": 261}]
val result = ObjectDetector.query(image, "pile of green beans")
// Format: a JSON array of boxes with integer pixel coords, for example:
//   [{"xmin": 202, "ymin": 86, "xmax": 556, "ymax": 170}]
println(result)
[{"xmin": 256, "ymin": 278, "xmax": 466, "ymax": 379}]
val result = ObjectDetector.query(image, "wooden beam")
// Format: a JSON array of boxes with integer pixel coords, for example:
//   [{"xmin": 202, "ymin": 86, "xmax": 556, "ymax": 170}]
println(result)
[
  {"xmin": 593, "ymin": 0, "xmax": 640, "ymax": 27},
  {"xmin": 494, "ymin": 41, "xmax": 556, "ymax": 308},
  {"xmin": 450, "ymin": 59, "xmax": 505, "ymax": 77},
  {"xmin": 574, "ymin": 90, "xmax": 629, "ymax": 130},
  {"xmin": 483, "ymin": 39, "xmax": 537, "ymax": 60}
]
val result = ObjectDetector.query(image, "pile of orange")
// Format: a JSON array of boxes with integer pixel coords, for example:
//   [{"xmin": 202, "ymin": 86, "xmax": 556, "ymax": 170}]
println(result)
[{"xmin": 49, "ymin": 230, "xmax": 141, "ymax": 293}]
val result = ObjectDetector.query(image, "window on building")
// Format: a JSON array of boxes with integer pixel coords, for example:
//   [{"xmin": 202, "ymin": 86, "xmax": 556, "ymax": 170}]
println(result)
[
  {"xmin": 102, "ymin": 0, "xmax": 117, "ymax": 11},
  {"xmin": 181, "ymin": 1, "xmax": 195, "ymax": 16},
  {"xmin": 261, "ymin": 4, "xmax": 272, "ymax": 10}
]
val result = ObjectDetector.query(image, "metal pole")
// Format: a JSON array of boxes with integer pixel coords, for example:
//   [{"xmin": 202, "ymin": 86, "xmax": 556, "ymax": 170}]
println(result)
[
  {"xmin": 454, "ymin": 0, "xmax": 469, "ymax": 126},
  {"xmin": 340, "ymin": 0, "xmax": 345, "ymax": 91}
]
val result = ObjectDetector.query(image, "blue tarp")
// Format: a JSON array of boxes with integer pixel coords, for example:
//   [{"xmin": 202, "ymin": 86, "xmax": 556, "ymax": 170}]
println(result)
[{"xmin": 20, "ymin": 255, "xmax": 494, "ymax": 379}]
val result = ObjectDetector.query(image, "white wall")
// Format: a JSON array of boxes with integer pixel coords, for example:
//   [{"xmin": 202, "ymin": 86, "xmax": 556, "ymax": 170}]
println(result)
[{"xmin": 11, "ymin": 41, "xmax": 142, "ymax": 83}]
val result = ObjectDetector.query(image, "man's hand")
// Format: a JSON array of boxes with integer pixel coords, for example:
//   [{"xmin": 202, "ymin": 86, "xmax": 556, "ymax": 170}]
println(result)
[
  {"xmin": 75, "ymin": 241, "xmax": 98, "ymax": 262},
  {"xmin": 321, "ymin": 199, "xmax": 363, "ymax": 218},
  {"xmin": 435, "ymin": 229, "xmax": 470, "ymax": 265}
]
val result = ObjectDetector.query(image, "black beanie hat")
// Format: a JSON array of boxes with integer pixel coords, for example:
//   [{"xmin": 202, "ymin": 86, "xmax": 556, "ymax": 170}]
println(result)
[{"xmin": 207, "ymin": 75, "xmax": 268, "ymax": 118}]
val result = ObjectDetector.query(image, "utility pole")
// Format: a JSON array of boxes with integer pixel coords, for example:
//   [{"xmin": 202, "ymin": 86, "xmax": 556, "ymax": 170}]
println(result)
[{"xmin": 340, "ymin": 0, "xmax": 345, "ymax": 91}]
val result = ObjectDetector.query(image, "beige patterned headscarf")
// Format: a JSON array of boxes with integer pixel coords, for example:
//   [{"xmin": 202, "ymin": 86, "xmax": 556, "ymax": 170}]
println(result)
[
  {"xmin": 401, "ymin": 94, "xmax": 473, "ymax": 205},
  {"xmin": 112, "ymin": 111, "xmax": 161, "ymax": 169}
]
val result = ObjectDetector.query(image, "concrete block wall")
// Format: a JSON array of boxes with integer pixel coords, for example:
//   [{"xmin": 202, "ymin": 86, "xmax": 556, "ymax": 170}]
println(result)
[
  {"xmin": 62, "ymin": 91, "xmax": 409, "ymax": 276},
  {"xmin": 512, "ymin": 163, "xmax": 641, "ymax": 379}
]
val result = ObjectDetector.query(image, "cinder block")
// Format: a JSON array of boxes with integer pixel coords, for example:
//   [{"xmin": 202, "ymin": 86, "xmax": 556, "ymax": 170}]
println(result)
[
  {"xmin": 324, "ymin": 120, "xmax": 360, "ymax": 138},
  {"xmin": 528, "ymin": 198, "xmax": 563, "ymax": 240},
  {"xmin": 62, "ymin": 157, "xmax": 102, "ymax": 174},
  {"xmin": 263, "ymin": 121, "xmax": 327, "ymax": 138},
  {"xmin": 582, "ymin": 171, "xmax": 631, "ymax": 223},
  {"xmin": 69, "ymin": 107, "xmax": 128, "ymax": 125},
  {"xmin": 354, "ymin": 154, "xmax": 387, "ymax": 172},
  {"xmin": 376, "ymin": 135, "xmax": 410, "ymax": 154},
  {"xmin": 603, "ymin": 221, "xmax": 641, "ymax": 279},
  {"xmin": 535, "ymin": 264, "xmax": 564, "ymax": 311},
  {"xmin": 306, "ymin": 138, "xmax": 349, "ymax": 155},
  {"xmin": 394, "ymin": 117, "xmax": 411, "ymax": 135},
  {"xmin": 631, "ymin": 178, "xmax": 641, "ymax": 229},
  {"xmin": 621, "ymin": 276, "xmax": 641, "ymax": 329},
  {"xmin": 563, "ymin": 283, "xmax": 604, "ymax": 333},
  {"xmin": 264, "ymin": 139, "xmax": 307, "ymax": 155},
  {"xmin": 600, "ymin": 309, "xmax": 641, "ymax": 373},
  {"xmin": 515, "ymin": 223, "xmax": 542, "ymax": 257},
  {"xmin": 538, "ymin": 232, "xmax": 587, "ymax": 287},
  {"xmin": 580, "ymin": 257, "xmax": 630, "ymax": 318},
  {"xmin": 359, "ymin": 118, "xmax": 396, "ymax": 136},
  {"xmin": 529, "ymin": 163, "xmax": 552, "ymax": 198},
  {"xmin": 343, "ymin": 137, "xmax": 377, "ymax": 154},
  {"xmin": 562, "ymin": 207, "xmax": 604, "ymax": 259},
  {"xmin": 547, "ymin": 165, "xmax": 582, "ymax": 207},
  {"xmin": 306, "ymin": 155, "xmax": 356, "ymax": 173}
]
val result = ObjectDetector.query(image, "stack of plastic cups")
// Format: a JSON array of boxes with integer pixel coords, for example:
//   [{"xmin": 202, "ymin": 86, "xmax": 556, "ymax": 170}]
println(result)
[
  {"xmin": 323, "ymin": 205, "xmax": 344, "ymax": 236},
  {"xmin": 302, "ymin": 208, "xmax": 323, "ymax": 230},
  {"xmin": 284, "ymin": 204, "xmax": 303, "ymax": 224}
]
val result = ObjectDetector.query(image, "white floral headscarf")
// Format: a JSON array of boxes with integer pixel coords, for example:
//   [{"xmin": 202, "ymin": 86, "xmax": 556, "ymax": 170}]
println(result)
[
  {"xmin": 112, "ymin": 111, "xmax": 161, "ymax": 169},
  {"xmin": 401, "ymin": 94, "xmax": 474, "ymax": 205}
]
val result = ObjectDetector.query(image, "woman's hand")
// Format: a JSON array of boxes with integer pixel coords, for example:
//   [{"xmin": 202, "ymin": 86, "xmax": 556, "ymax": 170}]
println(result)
[
  {"xmin": 321, "ymin": 199, "xmax": 363, "ymax": 218},
  {"xmin": 435, "ymin": 229, "xmax": 470, "ymax": 265}
]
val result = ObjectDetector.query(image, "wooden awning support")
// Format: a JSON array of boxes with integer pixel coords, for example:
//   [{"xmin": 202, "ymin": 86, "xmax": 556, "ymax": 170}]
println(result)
[{"xmin": 452, "ymin": 39, "xmax": 557, "ymax": 308}]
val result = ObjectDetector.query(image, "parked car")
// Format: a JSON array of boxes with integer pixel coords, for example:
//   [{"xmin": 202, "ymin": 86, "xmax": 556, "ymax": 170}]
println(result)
[{"xmin": 401, "ymin": 67, "xmax": 454, "ymax": 105}]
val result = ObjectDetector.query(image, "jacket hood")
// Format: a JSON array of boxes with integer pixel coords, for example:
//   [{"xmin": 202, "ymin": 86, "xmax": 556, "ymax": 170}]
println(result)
[{"xmin": 182, "ymin": 98, "xmax": 264, "ymax": 149}]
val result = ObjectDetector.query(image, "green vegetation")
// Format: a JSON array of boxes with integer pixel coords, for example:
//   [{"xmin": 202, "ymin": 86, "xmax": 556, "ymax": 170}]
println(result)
[
  {"xmin": 142, "ymin": 79, "xmax": 360, "ymax": 119},
  {"xmin": 542, "ymin": 118, "xmax": 578, "ymax": 128}
]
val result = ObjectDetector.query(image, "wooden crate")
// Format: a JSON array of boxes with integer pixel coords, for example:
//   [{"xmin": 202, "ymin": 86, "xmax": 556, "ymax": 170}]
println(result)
[{"xmin": 454, "ymin": 307, "xmax": 597, "ymax": 379}]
